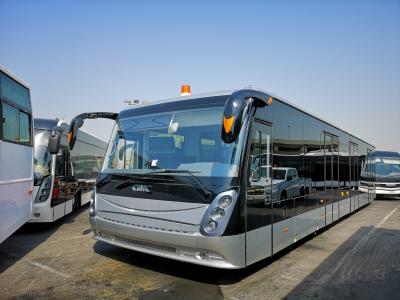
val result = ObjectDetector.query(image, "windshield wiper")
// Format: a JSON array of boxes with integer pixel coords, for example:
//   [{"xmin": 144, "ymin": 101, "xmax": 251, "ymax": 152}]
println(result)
[{"xmin": 149, "ymin": 169, "xmax": 212, "ymax": 200}]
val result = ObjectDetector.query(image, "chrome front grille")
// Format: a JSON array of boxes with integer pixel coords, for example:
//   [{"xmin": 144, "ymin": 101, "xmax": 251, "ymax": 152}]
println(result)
[
  {"xmin": 100, "ymin": 216, "xmax": 196, "ymax": 234},
  {"xmin": 114, "ymin": 235, "xmax": 177, "ymax": 253},
  {"xmin": 376, "ymin": 183, "xmax": 400, "ymax": 188}
]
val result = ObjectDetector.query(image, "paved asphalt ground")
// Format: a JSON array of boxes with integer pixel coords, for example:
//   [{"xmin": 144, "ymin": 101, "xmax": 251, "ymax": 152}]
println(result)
[{"xmin": 0, "ymin": 199, "xmax": 399, "ymax": 300}]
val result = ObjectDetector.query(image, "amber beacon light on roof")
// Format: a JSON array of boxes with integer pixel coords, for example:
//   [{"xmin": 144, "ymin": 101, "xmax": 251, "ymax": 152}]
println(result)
[{"xmin": 181, "ymin": 85, "xmax": 191, "ymax": 96}]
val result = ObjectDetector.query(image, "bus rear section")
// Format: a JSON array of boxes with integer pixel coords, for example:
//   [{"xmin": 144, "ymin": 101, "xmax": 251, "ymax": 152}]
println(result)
[
  {"xmin": 69, "ymin": 89, "xmax": 375, "ymax": 269},
  {"xmin": 0, "ymin": 66, "xmax": 33, "ymax": 243},
  {"xmin": 30, "ymin": 118, "xmax": 107, "ymax": 222}
]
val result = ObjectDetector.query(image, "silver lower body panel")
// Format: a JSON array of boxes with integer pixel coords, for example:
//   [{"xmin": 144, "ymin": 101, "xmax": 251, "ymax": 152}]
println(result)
[{"xmin": 90, "ymin": 216, "xmax": 245, "ymax": 269}]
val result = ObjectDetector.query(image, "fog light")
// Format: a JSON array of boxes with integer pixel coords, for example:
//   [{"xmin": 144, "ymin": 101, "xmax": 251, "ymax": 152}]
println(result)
[{"xmin": 195, "ymin": 251, "xmax": 209, "ymax": 260}]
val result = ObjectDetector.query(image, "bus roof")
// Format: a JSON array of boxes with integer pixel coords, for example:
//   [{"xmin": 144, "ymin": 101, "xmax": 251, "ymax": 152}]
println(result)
[
  {"xmin": 33, "ymin": 118, "xmax": 106, "ymax": 144},
  {"xmin": 120, "ymin": 88, "xmax": 374, "ymax": 148},
  {"xmin": 0, "ymin": 64, "xmax": 31, "ymax": 90},
  {"xmin": 33, "ymin": 118, "xmax": 61, "ymax": 130}
]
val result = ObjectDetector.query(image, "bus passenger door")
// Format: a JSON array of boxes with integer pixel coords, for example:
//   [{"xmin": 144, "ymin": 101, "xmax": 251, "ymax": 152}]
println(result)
[
  {"xmin": 349, "ymin": 142, "xmax": 359, "ymax": 211},
  {"xmin": 324, "ymin": 133, "xmax": 334, "ymax": 225},
  {"xmin": 53, "ymin": 148, "xmax": 76, "ymax": 220},
  {"xmin": 366, "ymin": 149, "xmax": 375, "ymax": 203},
  {"xmin": 246, "ymin": 120, "xmax": 273, "ymax": 265}
]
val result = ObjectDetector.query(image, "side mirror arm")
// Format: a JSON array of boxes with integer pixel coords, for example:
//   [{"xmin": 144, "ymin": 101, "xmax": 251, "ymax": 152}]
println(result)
[{"xmin": 68, "ymin": 112, "xmax": 118, "ymax": 150}]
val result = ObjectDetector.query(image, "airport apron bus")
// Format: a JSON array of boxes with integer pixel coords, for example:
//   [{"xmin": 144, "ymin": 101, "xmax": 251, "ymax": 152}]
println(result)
[
  {"xmin": 61, "ymin": 89, "xmax": 375, "ymax": 268},
  {"xmin": 30, "ymin": 118, "xmax": 107, "ymax": 222},
  {"xmin": 0, "ymin": 66, "xmax": 33, "ymax": 243},
  {"xmin": 360, "ymin": 151, "xmax": 399, "ymax": 199}
]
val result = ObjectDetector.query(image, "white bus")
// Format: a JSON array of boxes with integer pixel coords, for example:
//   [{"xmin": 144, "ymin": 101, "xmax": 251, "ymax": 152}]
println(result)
[
  {"xmin": 0, "ymin": 66, "xmax": 33, "ymax": 243},
  {"xmin": 64, "ymin": 89, "xmax": 375, "ymax": 269},
  {"xmin": 30, "ymin": 118, "xmax": 107, "ymax": 222},
  {"xmin": 360, "ymin": 151, "xmax": 399, "ymax": 198}
]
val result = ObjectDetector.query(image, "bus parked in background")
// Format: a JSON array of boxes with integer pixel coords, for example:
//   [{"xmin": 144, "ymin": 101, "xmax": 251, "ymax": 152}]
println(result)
[
  {"xmin": 30, "ymin": 118, "xmax": 107, "ymax": 222},
  {"xmin": 360, "ymin": 151, "xmax": 399, "ymax": 199},
  {"xmin": 63, "ymin": 88, "xmax": 375, "ymax": 269},
  {"xmin": 0, "ymin": 66, "xmax": 33, "ymax": 243}
]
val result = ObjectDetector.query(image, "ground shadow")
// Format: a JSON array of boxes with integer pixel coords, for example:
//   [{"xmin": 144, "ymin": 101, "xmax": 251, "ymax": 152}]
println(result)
[
  {"xmin": 375, "ymin": 195, "xmax": 400, "ymax": 201},
  {"xmin": 0, "ymin": 205, "xmax": 88, "ymax": 273},
  {"xmin": 92, "ymin": 203, "xmax": 372, "ymax": 288},
  {"xmin": 92, "ymin": 224, "xmax": 338, "ymax": 287},
  {"xmin": 286, "ymin": 226, "xmax": 400, "ymax": 300}
]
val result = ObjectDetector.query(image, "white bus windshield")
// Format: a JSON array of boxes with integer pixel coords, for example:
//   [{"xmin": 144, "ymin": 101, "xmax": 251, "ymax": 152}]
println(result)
[
  {"xmin": 375, "ymin": 157, "xmax": 400, "ymax": 178},
  {"xmin": 102, "ymin": 106, "xmax": 245, "ymax": 178}
]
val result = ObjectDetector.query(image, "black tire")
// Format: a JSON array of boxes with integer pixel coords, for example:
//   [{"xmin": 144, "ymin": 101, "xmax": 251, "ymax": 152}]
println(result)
[{"xmin": 73, "ymin": 191, "xmax": 81, "ymax": 210}]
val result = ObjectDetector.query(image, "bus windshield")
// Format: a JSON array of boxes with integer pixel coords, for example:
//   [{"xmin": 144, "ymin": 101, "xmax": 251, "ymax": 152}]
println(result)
[
  {"xmin": 102, "ymin": 106, "xmax": 245, "ymax": 180},
  {"xmin": 33, "ymin": 130, "xmax": 52, "ymax": 185},
  {"xmin": 375, "ymin": 157, "xmax": 400, "ymax": 179}
]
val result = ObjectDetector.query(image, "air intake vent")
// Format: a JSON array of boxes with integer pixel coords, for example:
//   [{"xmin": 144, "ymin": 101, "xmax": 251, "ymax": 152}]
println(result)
[
  {"xmin": 114, "ymin": 235, "xmax": 177, "ymax": 254},
  {"xmin": 101, "ymin": 216, "xmax": 196, "ymax": 234}
]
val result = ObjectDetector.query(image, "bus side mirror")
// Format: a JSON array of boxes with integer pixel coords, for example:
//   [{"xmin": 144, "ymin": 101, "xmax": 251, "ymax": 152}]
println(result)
[
  {"xmin": 221, "ymin": 91, "xmax": 273, "ymax": 143},
  {"xmin": 221, "ymin": 96, "xmax": 247, "ymax": 144},
  {"xmin": 48, "ymin": 131, "xmax": 61, "ymax": 154},
  {"xmin": 68, "ymin": 118, "xmax": 84, "ymax": 150}
]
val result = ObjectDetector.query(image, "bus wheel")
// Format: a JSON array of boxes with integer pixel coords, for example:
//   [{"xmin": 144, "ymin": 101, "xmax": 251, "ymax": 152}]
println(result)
[{"xmin": 73, "ymin": 191, "xmax": 81, "ymax": 210}]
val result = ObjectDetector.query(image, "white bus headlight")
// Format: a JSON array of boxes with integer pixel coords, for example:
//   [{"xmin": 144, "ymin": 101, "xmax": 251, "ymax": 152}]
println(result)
[
  {"xmin": 34, "ymin": 175, "xmax": 53, "ymax": 203},
  {"xmin": 217, "ymin": 195, "xmax": 232, "ymax": 209},
  {"xmin": 89, "ymin": 188, "xmax": 96, "ymax": 217},
  {"xmin": 272, "ymin": 184, "xmax": 278, "ymax": 193},
  {"xmin": 210, "ymin": 207, "xmax": 225, "ymax": 221},
  {"xmin": 200, "ymin": 190, "xmax": 238, "ymax": 236},
  {"xmin": 206, "ymin": 220, "xmax": 218, "ymax": 232}
]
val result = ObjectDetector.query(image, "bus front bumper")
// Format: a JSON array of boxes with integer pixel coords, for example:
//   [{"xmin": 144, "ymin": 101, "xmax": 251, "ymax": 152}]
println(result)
[
  {"xmin": 376, "ymin": 188, "xmax": 400, "ymax": 196},
  {"xmin": 90, "ymin": 215, "xmax": 246, "ymax": 269}
]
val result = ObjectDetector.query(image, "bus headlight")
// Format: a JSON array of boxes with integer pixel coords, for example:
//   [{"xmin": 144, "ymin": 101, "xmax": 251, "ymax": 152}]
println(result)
[
  {"xmin": 34, "ymin": 175, "xmax": 53, "ymax": 203},
  {"xmin": 272, "ymin": 184, "xmax": 278, "ymax": 193},
  {"xmin": 89, "ymin": 188, "xmax": 96, "ymax": 217},
  {"xmin": 206, "ymin": 220, "xmax": 218, "ymax": 232},
  {"xmin": 217, "ymin": 195, "xmax": 232, "ymax": 209},
  {"xmin": 200, "ymin": 190, "xmax": 238, "ymax": 236},
  {"xmin": 210, "ymin": 207, "xmax": 225, "ymax": 221}
]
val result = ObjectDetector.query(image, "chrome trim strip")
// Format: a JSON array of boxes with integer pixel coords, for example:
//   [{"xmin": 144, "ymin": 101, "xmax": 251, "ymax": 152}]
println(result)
[{"xmin": 0, "ymin": 178, "xmax": 33, "ymax": 185}]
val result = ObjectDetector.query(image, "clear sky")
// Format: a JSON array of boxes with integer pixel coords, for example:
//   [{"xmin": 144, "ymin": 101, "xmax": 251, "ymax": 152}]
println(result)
[{"xmin": 1, "ymin": 0, "xmax": 399, "ymax": 150}]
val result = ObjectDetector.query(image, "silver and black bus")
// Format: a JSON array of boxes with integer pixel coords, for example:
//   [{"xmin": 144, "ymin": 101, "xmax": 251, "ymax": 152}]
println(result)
[
  {"xmin": 31, "ymin": 118, "xmax": 107, "ymax": 222},
  {"xmin": 61, "ymin": 89, "xmax": 375, "ymax": 268}
]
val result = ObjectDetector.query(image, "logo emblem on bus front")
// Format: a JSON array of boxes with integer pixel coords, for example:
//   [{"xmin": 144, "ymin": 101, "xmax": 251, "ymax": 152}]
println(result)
[{"xmin": 132, "ymin": 184, "xmax": 152, "ymax": 193}]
